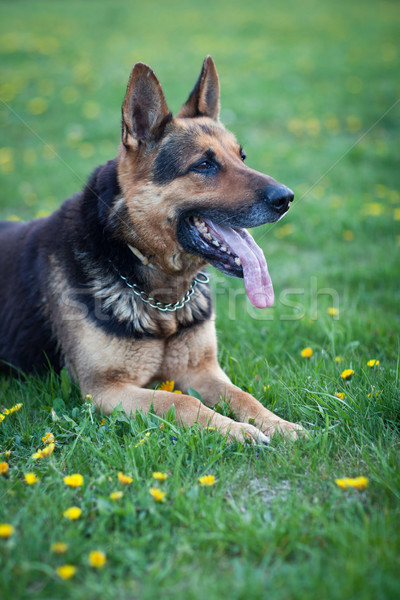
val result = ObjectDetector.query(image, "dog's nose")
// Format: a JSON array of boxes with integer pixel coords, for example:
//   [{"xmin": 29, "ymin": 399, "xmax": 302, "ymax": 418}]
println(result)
[{"xmin": 263, "ymin": 184, "xmax": 294, "ymax": 212}]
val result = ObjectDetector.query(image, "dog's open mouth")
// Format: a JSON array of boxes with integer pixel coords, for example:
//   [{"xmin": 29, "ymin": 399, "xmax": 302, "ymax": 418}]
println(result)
[{"xmin": 183, "ymin": 216, "xmax": 274, "ymax": 308}]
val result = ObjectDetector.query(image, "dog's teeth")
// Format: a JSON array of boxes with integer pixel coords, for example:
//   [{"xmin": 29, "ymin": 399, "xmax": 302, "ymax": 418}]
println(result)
[
  {"xmin": 235, "ymin": 257, "xmax": 242, "ymax": 266},
  {"xmin": 212, "ymin": 239, "xmax": 220, "ymax": 247},
  {"xmin": 221, "ymin": 245, "xmax": 228, "ymax": 252},
  {"xmin": 205, "ymin": 233, "xmax": 212, "ymax": 240}
]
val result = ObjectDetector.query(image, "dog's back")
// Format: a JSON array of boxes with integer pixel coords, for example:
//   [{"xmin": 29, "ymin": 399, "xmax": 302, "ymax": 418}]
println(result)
[{"xmin": 0, "ymin": 216, "xmax": 63, "ymax": 372}]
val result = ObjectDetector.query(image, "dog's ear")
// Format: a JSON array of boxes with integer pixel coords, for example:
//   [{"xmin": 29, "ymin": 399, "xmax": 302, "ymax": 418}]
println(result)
[
  {"xmin": 177, "ymin": 55, "xmax": 220, "ymax": 120},
  {"xmin": 122, "ymin": 63, "xmax": 172, "ymax": 148}
]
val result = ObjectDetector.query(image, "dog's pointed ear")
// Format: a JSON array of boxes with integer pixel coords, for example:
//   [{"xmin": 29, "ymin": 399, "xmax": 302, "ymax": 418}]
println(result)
[
  {"xmin": 121, "ymin": 63, "xmax": 172, "ymax": 148},
  {"xmin": 176, "ymin": 55, "xmax": 220, "ymax": 120}
]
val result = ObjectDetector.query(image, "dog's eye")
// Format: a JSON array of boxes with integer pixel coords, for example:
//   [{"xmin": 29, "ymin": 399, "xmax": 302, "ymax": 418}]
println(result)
[
  {"xmin": 192, "ymin": 159, "xmax": 217, "ymax": 174},
  {"xmin": 196, "ymin": 160, "xmax": 212, "ymax": 170},
  {"xmin": 240, "ymin": 149, "xmax": 247, "ymax": 161}
]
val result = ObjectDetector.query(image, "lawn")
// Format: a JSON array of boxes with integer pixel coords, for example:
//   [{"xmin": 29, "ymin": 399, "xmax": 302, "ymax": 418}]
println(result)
[{"xmin": 0, "ymin": 1, "xmax": 399, "ymax": 599}]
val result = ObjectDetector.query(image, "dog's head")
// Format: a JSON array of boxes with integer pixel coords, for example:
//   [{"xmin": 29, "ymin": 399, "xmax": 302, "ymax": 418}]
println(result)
[{"xmin": 116, "ymin": 56, "xmax": 293, "ymax": 308}]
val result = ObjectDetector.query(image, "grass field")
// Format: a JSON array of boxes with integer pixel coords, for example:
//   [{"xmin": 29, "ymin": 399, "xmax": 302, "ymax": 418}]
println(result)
[{"xmin": 1, "ymin": 1, "xmax": 399, "ymax": 599}]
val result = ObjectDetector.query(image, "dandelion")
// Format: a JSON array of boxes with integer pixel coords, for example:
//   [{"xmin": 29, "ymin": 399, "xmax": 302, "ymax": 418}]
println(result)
[
  {"xmin": 149, "ymin": 488, "xmax": 166, "ymax": 503},
  {"xmin": 51, "ymin": 542, "xmax": 68, "ymax": 554},
  {"xmin": 158, "ymin": 380, "xmax": 182, "ymax": 393},
  {"xmin": 32, "ymin": 442, "xmax": 55, "ymax": 459},
  {"xmin": 42, "ymin": 432, "xmax": 55, "ymax": 445},
  {"xmin": 0, "ymin": 462, "xmax": 9, "ymax": 476},
  {"xmin": 63, "ymin": 474, "xmax": 84, "ymax": 488},
  {"xmin": 4, "ymin": 451, "xmax": 11, "ymax": 457},
  {"xmin": 334, "ymin": 356, "xmax": 343, "ymax": 363},
  {"xmin": 327, "ymin": 307, "xmax": 339, "ymax": 316},
  {"xmin": 135, "ymin": 438, "xmax": 146, "ymax": 448},
  {"xmin": 24, "ymin": 472, "xmax": 39, "ymax": 485},
  {"xmin": 367, "ymin": 359, "xmax": 380, "ymax": 368},
  {"xmin": 27, "ymin": 97, "xmax": 48, "ymax": 115},
  {"xmin": 335, "ymin": 476, "xmax": 368, "ymax": 490},
  {"xmin": 89, "ymin": 550, "xmax": 106, "ymax": 568},
  {"xmin": 152, "ymin": 472, "xmax": 168, "ymax": 481},
  {"xmin": 199, "ymin": 475, "xmax": 217, "ymax": 487},
  {"xmin": 343, "ymin": 230, "xmax": 354, "ymax": 242},
  {"xmin": 117, "ymin": 472, "xmax": 133, "ymax": 485},
  {"xmin": 0, "ymin": 524, "xmax": 14, "ymax": 538},
  {"xmin": 63, "ymin": 506, "xmax": 82, "ymax": 520},
  {"xmin": 158, "ymin": 380, "xmax": 174, "ymax": 392},
  {"xmin": 341, "ymin": 369, "xmax": 355, "ymax": 380},
  {"xmin": 301, "ymin": 347, "xmax": 313, "ymax": 358},
  {"xmin": 0, "ymin": 415, "xmax": 4, "ymax": 422},
  {"xmin": 2, "ymin": 403, "xmax": 23, "ymax": 415},
  {"xmin": 110, "ymin": 491, "xmax": 124, "ymax": 501},
  {"xmin": 56, "ymin": 565, "xmax": 76, "ymax": 580},
  {"xmin": 334, "ymin": 392, "xmax": 345, "ymax": 400}
]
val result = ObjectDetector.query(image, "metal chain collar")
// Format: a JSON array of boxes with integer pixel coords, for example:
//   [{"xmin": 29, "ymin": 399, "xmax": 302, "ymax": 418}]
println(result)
[{"xmin": 109, "ymin": 261, "xmax": 209, "ymax": 312}]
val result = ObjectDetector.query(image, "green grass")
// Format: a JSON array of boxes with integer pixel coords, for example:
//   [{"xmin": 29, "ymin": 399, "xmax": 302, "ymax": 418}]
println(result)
[{"xmin": 1, "ymin": 0, "xmax": 399, "ymax": 598}]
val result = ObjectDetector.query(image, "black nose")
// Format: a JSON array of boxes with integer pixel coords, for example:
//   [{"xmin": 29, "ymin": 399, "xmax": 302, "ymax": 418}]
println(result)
[{"xmin": 263, "ymin": 184, "xmax": 294, "ymax": 212}]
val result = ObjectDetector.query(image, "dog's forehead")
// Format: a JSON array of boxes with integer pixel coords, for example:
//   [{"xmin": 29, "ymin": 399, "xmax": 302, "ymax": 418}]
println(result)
[{"xmin": 167, "ymin": 118, "xmax": 239, "ymax": 154}]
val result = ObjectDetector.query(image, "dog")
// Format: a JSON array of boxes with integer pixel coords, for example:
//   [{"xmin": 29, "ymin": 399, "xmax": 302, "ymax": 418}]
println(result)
[{"xmin": 0, "ymin": 56, "xmax": 304, "ymax": 443}]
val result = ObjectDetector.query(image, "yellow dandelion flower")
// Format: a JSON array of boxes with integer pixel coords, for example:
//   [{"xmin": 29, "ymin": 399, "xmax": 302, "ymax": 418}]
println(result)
[
  {"xmin": 32, "ymin": 442, "xmax": 55, "ymax": 459},
  {"xmin": 341, "ymin": 369, "xmax": 355, "ymax": 380},
  {"xmin": 89, "ymin": 550, "xmax": 106, "ymax": 568},
  {"xmin": 4, "ymin": 451, "xmax": 11, "ymax": 457},
  {"xmin": 110, "ymin": 491, "xmax": 124, "ymax": 501},
  {"xmin": 135, "ymin": 438, "xmax": 146, "ymax": 448},
  {"xmin": 0, "ymin": 524, "xmax": 14, "ymax": 538},
  {"xmin": 149, "ymin": 487, "xmax": 166, "ymax": 502},
  {"xmin": 51, "ymin": 542, "xmax": 68, "ymax": 554},
  {"xmin": 0, "ymin": 462, "xmax": 9, "ymax": 476},
  {"xmin": 56, "ymin": 565, "xmax": 76, "ymax": 579},
  {"xmin": 0, "ymin": 414, "xmax": 5, "ymax": 422},
  {"xmin": 367, "ymin": 359, "xmax": 380, "ymax": 368},
  {"xmin": 327, "ymin": 307, "xmax": 339, "ymax": 316},
  {"xmin": 199, "ymin": 474, "xmax": 217, "ymax": 487},
  {"xmin": 152, "ymin": 472, "xmax": 168, "ymax": 481},
  {"xmin": 158, "ymin": 380, "xmax": 175, "ymax": 392},
  {"xmin": 335, "ymin": 476, "xmax": 368, "ymax": 490},
  {"xmin": 42, "ymin": 432, "xmax": 55, "ymax": 445},
  {"xmin": 334, "ymin": 356, "xmax": 343, "ymax": 363},
  {"xmin": 63, "ymin": 473, "xmax": 84, "ymax": 488},
  {"xmin": 343, "ymin": 230, "xmax": 354, "ymax": 242},
  {"xmin": 63, "ymin": 506, "xmax": 82, "ymax": 520},
  {"xmin": 24, "ymin": 472, "xmax": 39, "ymax": 485},
  {"xmin": 334, "ymin": 392, "xmax": 345, "ymax": 400},
  {"xmin": 3, "ymin": 403, "xmax": 23, "ymax": 416},
  {"xmin": 301, "ymin": 347, "xmax": 313, "ymax": 358},
  {"xmin": 117, "ymin": 472, "xmax": 133, "ymax": 485},
  {"xmin": 27, "ymin": 97, "xmax": 48, "ymax": 115}
]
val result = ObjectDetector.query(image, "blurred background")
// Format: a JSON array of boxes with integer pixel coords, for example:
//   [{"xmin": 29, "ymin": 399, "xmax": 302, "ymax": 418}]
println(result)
[{"xmin": 0, "ymin": 0, "xmax": 399, "ymax": 341}]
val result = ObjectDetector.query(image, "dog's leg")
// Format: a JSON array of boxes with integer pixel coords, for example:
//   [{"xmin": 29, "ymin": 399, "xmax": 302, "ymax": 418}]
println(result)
[
  {"xmin": 177, "ymin": 366, "xmax": 305, "ymax": 440},
  {"xmin": 88, "ymin": 384, "xmax": 270, "ymax": 445}
]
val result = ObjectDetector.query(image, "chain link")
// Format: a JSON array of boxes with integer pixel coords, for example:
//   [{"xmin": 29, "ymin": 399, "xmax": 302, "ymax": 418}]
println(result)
[{"xmin": 109, "ymin": 261, "xmax": 209, "ymax": 312}]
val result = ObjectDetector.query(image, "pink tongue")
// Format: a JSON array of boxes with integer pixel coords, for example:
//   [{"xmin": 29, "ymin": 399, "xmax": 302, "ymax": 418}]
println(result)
[{"xmin": 205, "ymin": 221, "xmax": 274, "ymax": 308}]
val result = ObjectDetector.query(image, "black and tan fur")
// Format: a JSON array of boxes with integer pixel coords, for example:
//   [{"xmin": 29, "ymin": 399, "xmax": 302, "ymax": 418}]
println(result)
[{"xmin": 0, "ymin": 57, "xmax": 304, "ymax": 443}]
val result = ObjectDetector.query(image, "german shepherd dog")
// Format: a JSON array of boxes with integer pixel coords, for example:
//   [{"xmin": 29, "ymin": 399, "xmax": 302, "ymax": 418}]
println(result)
[{"xmin": 0, "ymin": 56, "xmax": 304, "ymax": 443}]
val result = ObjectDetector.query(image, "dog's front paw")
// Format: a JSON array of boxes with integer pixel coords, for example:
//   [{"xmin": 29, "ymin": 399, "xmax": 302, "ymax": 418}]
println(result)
[{"xmin": 227, "ymin": 422, "xmax": 270, "ymax": 445}]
